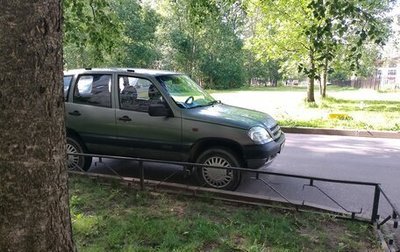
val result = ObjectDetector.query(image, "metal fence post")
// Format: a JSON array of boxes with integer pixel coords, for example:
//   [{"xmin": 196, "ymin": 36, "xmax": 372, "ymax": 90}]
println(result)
[
  {"xmin": 371, "ymin": 185, "xmax": 381, "ymax": 224},
  {"xmin": 139, "ymin": 160, "xmax": 144, "ymax": 191}
]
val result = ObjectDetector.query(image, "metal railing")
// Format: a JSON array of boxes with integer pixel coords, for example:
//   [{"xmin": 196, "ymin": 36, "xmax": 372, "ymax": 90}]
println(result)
[{"xmin": 68, "ymin": 152, "xmax": 399, "ymax": 244}]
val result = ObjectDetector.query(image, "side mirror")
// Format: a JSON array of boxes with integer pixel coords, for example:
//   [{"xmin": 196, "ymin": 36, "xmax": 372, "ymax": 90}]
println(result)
[{"xmin": 148, "ymin": 103, "xmax": 172, "ymax": 117}]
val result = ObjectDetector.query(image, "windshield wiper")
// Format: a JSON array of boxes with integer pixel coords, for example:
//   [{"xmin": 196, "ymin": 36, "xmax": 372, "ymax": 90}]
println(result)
[
  {"xmin": 187, "ymin": 100, "xmax": 221, "ymax": 109},
  {"xmin": 207, "ymin": 100, "xmax": 221, "ymax": 106},
  {"xmin": 188, "ymin": 104, "xmax": 208, "ymax": 109}
]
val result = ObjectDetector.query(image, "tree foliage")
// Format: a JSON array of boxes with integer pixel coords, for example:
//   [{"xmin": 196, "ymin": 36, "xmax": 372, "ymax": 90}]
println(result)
[
  {"xmin": 155, "ymin": 0, "xmax": 247, "ymax": 88},
  {"xmin": 63, "ymin": 0, "xmax": 395, "ymax": 93},
  {"xmin": 246, "ymin": 0, "xmax": 393, "ymax": 101},
  {"xmin": 112, "ymin": 0, "xmax": 160, "ymax": 68},
  {"xmin": 63, "ymin": 0, "xmax": 121, "ymax": 68},
  {"xmin": 305, "ymin": 0, "xmax": 392, "ymax": 97}
]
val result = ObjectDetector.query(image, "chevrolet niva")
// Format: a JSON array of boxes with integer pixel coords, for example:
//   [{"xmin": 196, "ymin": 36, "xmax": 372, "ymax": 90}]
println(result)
[{"xmin": 64, "ymin": 68, "xmax": 285, "ymax": 190}]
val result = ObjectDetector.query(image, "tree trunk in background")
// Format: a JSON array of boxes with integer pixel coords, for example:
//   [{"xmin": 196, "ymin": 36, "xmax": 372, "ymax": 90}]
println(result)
[
  {"xmin": 307, "ymin": 78, "xmax": 315, "ymax": 102},
  {"xmin": 321, "ymin": 57, "xmax": 328, "ymax": 98},
  {"xmin": 0, "ymin": 1, "xmax": 75, "ymax": 251},
  {"xmin": 307, "ymin": 51, "xmax": 316, "ymax": 102},
  {"xmin": 318, "ymin": 77, "xmax": 323, "ymax": 96}
]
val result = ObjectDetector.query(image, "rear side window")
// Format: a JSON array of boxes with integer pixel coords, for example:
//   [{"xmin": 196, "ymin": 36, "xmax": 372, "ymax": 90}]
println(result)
[
  {"xmin": 63, "ymin": 75, "xmax": 73, "ymax": 100},
  {"xmin": 73, "ymin": 74, "xmax": 112, "ymax": 107}
]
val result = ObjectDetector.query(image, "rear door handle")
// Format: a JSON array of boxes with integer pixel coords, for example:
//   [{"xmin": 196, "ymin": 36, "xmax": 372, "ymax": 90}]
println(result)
[
  {"xmin": 118, "ymin": 115, "xmax": 132, "ymax": 122},
  {"xmin": 68, "ymin": 110, "xmax": 81, "ymax": 116}
]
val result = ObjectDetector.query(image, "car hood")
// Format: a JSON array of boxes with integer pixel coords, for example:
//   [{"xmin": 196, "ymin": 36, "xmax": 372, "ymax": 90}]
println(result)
[{"xmin": 182, "ymin": 103, "xmax": 277, "ymax": 130}]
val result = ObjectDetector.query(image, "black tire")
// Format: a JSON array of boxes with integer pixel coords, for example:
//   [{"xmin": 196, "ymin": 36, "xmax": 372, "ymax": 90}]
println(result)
[
  {"xmin": 195, "ymin": 148, "xmax": 241, "ymax": 191},
  {"xmin": 66, "ymin": 137, "xmax": 92, "ymax": 171}
]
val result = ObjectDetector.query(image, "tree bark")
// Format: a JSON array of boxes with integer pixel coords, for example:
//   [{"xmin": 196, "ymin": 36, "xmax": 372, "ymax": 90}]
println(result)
[
  {"xmin": 0, "ymin": 1, "xmax": 75, "ymax": 251},
  {"xmin": 321, "ymin": 57, "xmax": 328, "ymax": 98},
  {"xmin": 307, "ymin": 50, "xmax": 316, "ymax": 102},
  {"xmin": 318, "ymin": 77, "xmax": 323, "ymax": 96}
]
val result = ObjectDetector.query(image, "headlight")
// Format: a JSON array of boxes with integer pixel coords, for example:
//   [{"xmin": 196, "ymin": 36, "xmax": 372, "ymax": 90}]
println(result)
[{"xmin": 248, "ymin": 126, "xmax": 273, "ymax": 144}]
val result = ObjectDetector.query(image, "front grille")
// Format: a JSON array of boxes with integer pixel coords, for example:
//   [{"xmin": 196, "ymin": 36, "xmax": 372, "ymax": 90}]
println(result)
[{"xmin": 270, "ymin": 124, "xmax": 282, "ymax": 140}]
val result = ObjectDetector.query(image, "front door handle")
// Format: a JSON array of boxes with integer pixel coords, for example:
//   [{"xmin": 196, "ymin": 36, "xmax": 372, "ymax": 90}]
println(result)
[
  {"xmin": 68, "ymin": 110, "xmax": 81, "ymax": 116},
  {"xmin": 118, "ymin": 115, "xmax": 132, "ymax": 122}
]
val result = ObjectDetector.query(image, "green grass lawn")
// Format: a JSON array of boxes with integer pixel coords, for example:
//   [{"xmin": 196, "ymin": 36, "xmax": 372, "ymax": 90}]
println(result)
[
  {"xmin": 70, "ymin": 177, "xmax": 380, "ymax": 251},
  {"xmin": 210, "ymin": 85, "xmax": 400, "ymax": 131}
]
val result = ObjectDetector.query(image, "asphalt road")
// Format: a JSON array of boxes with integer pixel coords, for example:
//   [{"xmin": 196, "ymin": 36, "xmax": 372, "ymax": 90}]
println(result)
[
  {"xmin": 239, "ymin": 133, "xmax": 400, "ymax": 219},
  {"xmin": 87, "ymin": 133, "xmax": 400, "ymax": 219}
]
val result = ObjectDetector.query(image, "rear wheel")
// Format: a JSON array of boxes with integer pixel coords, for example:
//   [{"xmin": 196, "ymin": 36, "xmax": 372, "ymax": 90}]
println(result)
[
  {"xmin": 195, "ymin": 148, "xmax": 241, "ymax": 191},
  {"xmin": 66, "ymin": 137, "xmax": 92, "ymax": 171}
]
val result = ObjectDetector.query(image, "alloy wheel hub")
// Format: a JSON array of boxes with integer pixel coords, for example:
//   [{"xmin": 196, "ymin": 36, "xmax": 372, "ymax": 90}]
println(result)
[{"xmin": 202, "ymin": 156, "xmax": 233, "ymax": 188}]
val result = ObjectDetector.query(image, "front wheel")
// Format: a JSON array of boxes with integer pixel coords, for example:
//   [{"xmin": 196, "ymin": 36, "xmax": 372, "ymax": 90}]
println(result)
[
  {"xmin": 66, "ymin": 137, "xmax": 92, "ymax": 171},
  {"xmin": 195, "ymin": 148, "xmax": 241, "ymax": 191}
]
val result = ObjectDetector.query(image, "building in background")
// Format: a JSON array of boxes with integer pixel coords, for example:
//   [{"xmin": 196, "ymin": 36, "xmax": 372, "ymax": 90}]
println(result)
[{"xmin": 377, "ymin": 4, "xmax": 400, "ymax": 90}]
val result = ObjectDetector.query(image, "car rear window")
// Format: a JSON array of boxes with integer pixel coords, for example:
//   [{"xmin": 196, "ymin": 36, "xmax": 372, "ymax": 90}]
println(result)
[{"xmin": 63, "ymin": 75, "xmax": 73, "ymax": 100}]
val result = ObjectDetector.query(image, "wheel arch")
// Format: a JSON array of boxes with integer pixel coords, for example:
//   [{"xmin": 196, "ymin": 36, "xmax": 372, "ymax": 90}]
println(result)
[
  {"xmin": 66, "ymin": 128, "xmax": 92, "ymax": 171},
  {"xmin": 66, "ymin": 128, "xmax": 87, "ymax": 151},
  {"xmin": 189, "ymin": 138, "xmax": 244, "ymax": 166}
]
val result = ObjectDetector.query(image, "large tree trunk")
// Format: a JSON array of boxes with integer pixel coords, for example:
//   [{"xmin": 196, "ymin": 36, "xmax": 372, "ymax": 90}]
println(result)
[{"xmin": 0, "ymin": 1, "xmax": 75, "ymax": 251}]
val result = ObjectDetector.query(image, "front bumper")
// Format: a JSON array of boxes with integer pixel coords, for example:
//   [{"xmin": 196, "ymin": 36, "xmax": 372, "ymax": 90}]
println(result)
[{"xmin": 243, "ymin": 132, "xmax": 285, "ymax": 169}]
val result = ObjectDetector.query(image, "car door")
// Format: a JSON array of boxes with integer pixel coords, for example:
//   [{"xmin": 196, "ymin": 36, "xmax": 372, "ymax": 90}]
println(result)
[
  {"xmin": 65, "ymin": 73, "xmax": 116, "ymax": 154},
  {"xmin": 114, "ymin": 75, "xmax": 183, "ymax": 161}
]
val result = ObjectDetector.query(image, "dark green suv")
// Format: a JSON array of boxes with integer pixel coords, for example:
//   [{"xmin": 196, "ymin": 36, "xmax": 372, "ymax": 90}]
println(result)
[{"xmin": 64, "ymin": 68, "xmax": 285, "ymax": 190}]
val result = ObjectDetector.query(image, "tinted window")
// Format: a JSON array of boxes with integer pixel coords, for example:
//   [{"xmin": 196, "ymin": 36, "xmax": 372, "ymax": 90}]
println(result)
[
  {"xmin": 118, "ymin": 76, "xmax": 163, "ymax": 112},
  {"xmin": 63, "ymin": 75, "xmax": 73, "ymax": 100},
  {"xmin": 73, "ymin": 74, "xmax": 112, "ymax": 107}
]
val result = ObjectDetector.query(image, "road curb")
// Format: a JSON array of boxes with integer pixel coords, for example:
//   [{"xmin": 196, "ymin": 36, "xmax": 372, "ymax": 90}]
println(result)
[{"xmin": 281, "ymin": 127, "xmax": 400, "ymax": 139}]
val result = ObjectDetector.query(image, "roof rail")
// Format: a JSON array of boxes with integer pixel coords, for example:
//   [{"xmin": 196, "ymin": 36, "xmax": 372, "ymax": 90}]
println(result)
[
  {"xmin": 84, "ymin": 67, "xmax": 92, "ymax": 70},
  {"xmin": 127, "ymin": 69, "xmax": 135, "ymax": 72}
]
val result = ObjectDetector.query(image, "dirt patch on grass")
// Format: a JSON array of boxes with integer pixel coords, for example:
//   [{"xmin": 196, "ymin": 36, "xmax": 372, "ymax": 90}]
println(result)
[{"xmin": 299, "ymin": 218, "xmax": 381, "ymax": 251}]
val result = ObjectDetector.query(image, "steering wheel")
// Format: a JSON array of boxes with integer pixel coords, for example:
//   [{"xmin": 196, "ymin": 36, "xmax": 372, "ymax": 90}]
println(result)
[{"xmin": 184, "ymin": 96, "xmax": 194, "ymax": 105}]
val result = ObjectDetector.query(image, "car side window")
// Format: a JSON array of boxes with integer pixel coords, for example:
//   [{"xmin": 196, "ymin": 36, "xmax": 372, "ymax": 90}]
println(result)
[
  {"xmin": 73, "ymin": 74, "xmax": 112, "ymax": 107},
  {"xmin": 118, "ymin": 76, "xmax": 163, "ymax": 112}
]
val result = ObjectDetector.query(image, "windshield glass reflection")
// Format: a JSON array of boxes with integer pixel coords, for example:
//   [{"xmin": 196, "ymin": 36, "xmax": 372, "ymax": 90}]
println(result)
[{"xmin": 157, "ymin": 74, "xmax": 216, "ymax": 109}]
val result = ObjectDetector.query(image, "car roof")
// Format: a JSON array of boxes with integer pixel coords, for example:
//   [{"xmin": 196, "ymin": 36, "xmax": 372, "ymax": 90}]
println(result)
[{"xmin": 64, "ymin": 68, "xmax": 179, "ymax": 76}]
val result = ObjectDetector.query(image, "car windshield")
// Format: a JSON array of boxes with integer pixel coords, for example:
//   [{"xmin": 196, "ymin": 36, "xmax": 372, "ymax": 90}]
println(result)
[{"xmin": 156, "ymin": 74, "xmax": 216, "ymax": 109}]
